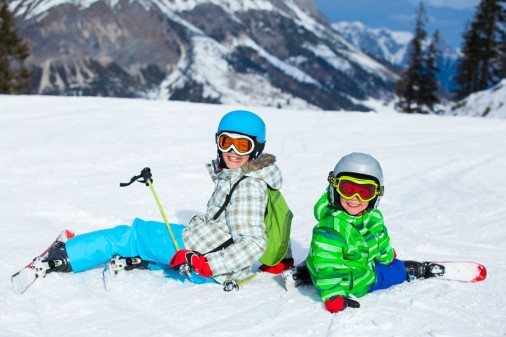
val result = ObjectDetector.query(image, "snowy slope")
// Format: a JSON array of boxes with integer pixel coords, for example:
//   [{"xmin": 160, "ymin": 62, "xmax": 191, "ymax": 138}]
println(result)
[
  {"xmin": 449, "ymin": 79, "xmax": 506, "ymax": 118},
  {"xmin": 1, "ymin": 95, "xmax": 506, "ymax": 337}
]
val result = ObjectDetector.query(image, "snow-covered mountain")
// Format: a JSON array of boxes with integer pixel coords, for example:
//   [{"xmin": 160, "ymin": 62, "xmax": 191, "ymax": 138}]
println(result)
[
  {"xmin": 333, "ymin": 21, "xmax": 412, "ymax": 66},
  {"xmin": 332, "ymin": 21, "xmax": 461, "ymax": 93},
  {"xmin": 448, "ymin": 78, "xmax": 506, "ymax": 118},
  {"xmin": 10, "ymin": 0, "xmax": 398, "ymax": 111}
]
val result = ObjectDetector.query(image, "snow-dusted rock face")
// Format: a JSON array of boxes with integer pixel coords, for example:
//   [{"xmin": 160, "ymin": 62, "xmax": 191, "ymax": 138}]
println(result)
[{"xmin": 11, "ymin": 0, "xmax": 397, "ymax": 110}]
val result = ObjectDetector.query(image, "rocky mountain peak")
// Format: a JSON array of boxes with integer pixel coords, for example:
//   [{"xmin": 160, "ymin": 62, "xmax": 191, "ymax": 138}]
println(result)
[{"xmin": 12, "ymin": 0, "xmax": 398, "ymax": 110}]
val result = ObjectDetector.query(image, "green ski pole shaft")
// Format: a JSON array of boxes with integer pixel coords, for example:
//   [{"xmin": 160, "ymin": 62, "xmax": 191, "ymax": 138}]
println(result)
[
  {"xmin": 147, "ymin": 179, "xmax": 180, "ymax": 251},
  {"xmin": 120, "ymin": 167, "xmax": 180, "ymax": 251}
]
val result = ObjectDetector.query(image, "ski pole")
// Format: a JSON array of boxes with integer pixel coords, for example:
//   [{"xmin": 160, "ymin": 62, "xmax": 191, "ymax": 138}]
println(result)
[{"xmin": 120, "ymin": 167, "xmax": 180, "ymax": 251}]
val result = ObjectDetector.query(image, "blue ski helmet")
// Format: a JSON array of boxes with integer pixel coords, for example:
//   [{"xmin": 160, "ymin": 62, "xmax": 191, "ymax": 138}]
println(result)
[
  {"xmin": 216, "ymin": 110, "xmax": 266, "ymax": 165},
  {"xmin": 217, "ymin": 110, "xmax": 266, "ymax": 143}
]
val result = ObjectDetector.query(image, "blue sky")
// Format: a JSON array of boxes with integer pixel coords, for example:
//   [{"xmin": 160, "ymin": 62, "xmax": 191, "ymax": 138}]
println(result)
[{"xmin": 313, "ymin": 0, "xmax": 480, "ymax": 47}]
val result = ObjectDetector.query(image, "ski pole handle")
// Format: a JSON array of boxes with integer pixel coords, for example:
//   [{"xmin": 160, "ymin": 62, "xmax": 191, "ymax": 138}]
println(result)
[
  {"xmin": 120, "ymin": 167, "xmax": 180, "ymax": 251},
  {"xmin": 119, "ymin": 167, "xmax": 152, "ymax": 187}
]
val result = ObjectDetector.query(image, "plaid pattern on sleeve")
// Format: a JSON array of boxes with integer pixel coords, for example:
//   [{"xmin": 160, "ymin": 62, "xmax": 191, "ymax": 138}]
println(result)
[{"xmin": 183, "ymin": 153, "xmax": 283, "ymax": 284}]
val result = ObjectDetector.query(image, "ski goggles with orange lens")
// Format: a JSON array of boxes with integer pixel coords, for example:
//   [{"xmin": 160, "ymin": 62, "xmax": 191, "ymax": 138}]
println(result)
[
  {"xmin": 217, "ymin": 132, "xmax": 255, "ymax": 155},
  {"xmin": 328, "ymin": 173, "xmax": 384, "ymax": 203}
]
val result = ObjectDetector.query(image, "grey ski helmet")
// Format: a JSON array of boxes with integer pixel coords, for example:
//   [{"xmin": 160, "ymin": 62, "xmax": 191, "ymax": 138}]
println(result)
[{"xmin": 329, "ymin": 152, "xmax": 384, "ymax": 209}]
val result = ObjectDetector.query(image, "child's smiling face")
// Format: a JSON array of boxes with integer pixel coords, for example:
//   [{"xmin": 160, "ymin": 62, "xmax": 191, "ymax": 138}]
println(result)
[
  {"xmin": 222, "ymin": 150, "xmax": 250, "ymax": 169},
  {"xmin": 340, "ymin": 195, "xmax": 369, "ymax": 216}
]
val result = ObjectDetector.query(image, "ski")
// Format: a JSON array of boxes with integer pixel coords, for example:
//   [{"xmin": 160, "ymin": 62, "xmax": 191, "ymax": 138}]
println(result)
[
  {"xmin": 281, "ymin": 260, "xmax": 487, "ymax": 291},
  {"xmin": 418, "ymin": 261, "xmax": 487, "ymax": 283},
  {"xmin": 11, "ymin": 230, "xmax": 75, "ymax": 295}
]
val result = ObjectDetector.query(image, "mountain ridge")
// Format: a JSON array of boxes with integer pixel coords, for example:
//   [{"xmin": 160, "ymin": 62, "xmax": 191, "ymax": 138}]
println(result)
[{"xmin": 11, "ymin": 0, "xmax": 398, "ymax": 111}]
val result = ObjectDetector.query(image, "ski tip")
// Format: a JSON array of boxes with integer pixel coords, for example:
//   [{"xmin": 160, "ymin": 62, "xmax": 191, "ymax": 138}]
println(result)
[
  {"xmin": 471, "ymin": 264, "xmax": 487, "ymax": 282},
  {"xmin": 64, "ymin": 229, "xmax": 76, "ymax": 240}
]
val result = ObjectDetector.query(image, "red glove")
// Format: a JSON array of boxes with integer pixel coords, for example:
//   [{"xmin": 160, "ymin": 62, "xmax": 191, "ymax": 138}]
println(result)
[
  {"xmin": 259, "ymin": 258, "xmax": 294, "ymax": 274},
  {"xmin": 324, "ymin": 296, "xmax": 360, "ymax": 314},
  {"xmin": 390, "ymin": 250, "xmax": 398, "ymax": 265},
  {"xmin": 169, "ymin": 250, "xmax": 212, "ymax": 278}
]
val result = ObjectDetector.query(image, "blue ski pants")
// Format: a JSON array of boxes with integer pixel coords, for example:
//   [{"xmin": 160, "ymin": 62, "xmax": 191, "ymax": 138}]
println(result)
[
  {"xmin": 368, "ymin": 258, "xmax": 406, "ymax": 293},
  {"xmin": 65, "ymin": 218, "xmax": 215, "ymax": 284}
]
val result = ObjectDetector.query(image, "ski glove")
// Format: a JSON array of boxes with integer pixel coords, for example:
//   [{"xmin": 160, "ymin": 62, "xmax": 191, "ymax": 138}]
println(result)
[
  {"xmin": 324, "ymin": 296, "xmax": 360, "ymax": 314},
  {"xmin": 169, "ymin": 250, "xmax": 212, "ymax": 278},
  {"xmin": 292, "ymin": 262, "xmax": 312, "ymax": 287},
  {"xmin": 390, "ymin": 250, "xmax": 398, "ymax": 264},
  {"xmin": 259, "ymin": 258, "xmax": 294, "ymax": 274}
]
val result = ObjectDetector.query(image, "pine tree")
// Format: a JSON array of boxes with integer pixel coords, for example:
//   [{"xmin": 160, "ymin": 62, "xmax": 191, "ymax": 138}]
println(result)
[
  {"xmin": 0, "ymin": 0, "xmax": 32, "ymax": 94},
  {"xmin": 419, "ymin": 30, "xmax": 441, "ymax": 112},
  {"xmin": 500, "ymin": 31, "xmax": 506, "ymax": 78},
  {"xmin": 454, "ymin": 0, "xmax": 506, "ymax": 100},
  {"xmin": 395, "ymin": 2, "xmax": 440, "ymax": 114}
]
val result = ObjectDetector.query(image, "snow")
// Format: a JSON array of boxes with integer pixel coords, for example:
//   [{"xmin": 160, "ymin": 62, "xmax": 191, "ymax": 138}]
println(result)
[
  {"xmin": 11, "ymin": 0, "xmax": 279, "ymax": 19},
  {"xmin": 232, "ymin": 36, "xmax": 321, "ymax": 86},
  {"xmin": 304, "ymin": 43, "xmax": 353, "ymax": 73},
  {"xmin": 333, "ymin": 21, "xmax": 413, "ymax": 66},
  {"xmin": 1, "ymin": 95, "xmax": 506, "ymax": 337},
  {"xmin": 150, "ymin": 10, "xmax": 320, "ymax": 109},
  {"xmin": 449, "ymin": 79, "xmax": 506, "ymax": 118},
  {"xmin": 10, "ymin": 0, "xmax": 103, "ymax": 19}
]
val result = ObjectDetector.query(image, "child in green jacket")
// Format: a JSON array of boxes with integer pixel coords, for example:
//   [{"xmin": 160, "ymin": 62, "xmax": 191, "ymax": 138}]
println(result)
[{"xmin": 306, "ymin": 152, "xmax": 425, "ymax": 314}]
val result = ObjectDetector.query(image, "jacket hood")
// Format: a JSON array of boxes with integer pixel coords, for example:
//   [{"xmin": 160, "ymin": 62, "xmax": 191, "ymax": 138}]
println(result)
[
  {"xmin": 240, "ymin": 153, "xmax": 282, "ymax": 190},
  {"xmin": 208, "ymin": 153, "xmax": 282, "ymax": 190}
]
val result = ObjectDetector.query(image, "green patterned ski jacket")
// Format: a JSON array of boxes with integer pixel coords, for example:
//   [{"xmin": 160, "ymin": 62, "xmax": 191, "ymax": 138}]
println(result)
[{"xmin": 306, "ymin": 190, "xmax": 395, "ymax": 302}]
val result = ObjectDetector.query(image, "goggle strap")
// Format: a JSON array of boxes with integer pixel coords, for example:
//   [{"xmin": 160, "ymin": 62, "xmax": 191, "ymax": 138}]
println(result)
[
  {"xmin": 377, "ymin": 185, "xmax": 384, "ymax": 196},
  {"xmin": 327, "ymin": 171, "xmax": 334, "ymax": 185}
]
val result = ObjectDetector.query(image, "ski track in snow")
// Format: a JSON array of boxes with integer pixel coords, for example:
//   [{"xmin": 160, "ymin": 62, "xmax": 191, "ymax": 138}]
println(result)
[{"xmin": 1, "ymin": 95, "xmax": 506, "ymax": 337}]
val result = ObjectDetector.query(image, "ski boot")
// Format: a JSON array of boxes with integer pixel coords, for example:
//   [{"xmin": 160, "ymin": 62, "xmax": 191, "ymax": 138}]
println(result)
[
  {"xmin": 404, "ymin": 260, "xmax": 445, "ymax": 282},
  {"xmin": 30, "ymin": 241, "xmax": 72, "ymax": 278},
  {"xmin": 45, "ymin": 241, "xmax": 72, "ymax": 273}
]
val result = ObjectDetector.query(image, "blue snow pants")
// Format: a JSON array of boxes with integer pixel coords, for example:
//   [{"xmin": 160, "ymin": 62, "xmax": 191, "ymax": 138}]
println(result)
[
  {"xmin": 65, "ymin": 218, "xmax": 216, "ymax": 284},
  {"xmin": 368, "ymin": 258, "xmax": 406, "ymax": 293}
]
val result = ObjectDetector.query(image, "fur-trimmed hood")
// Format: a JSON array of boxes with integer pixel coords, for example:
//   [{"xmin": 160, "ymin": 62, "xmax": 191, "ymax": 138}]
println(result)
[
  {"xmin": 241, "ymin": 153, "xmax": 282, "ymax": 190},
  {"xmin": 242, "ymin": 153, "xmax": 276, "ymax": 174},
  {"xmin": 207, "ymin": 153, "xmax": 282, "ymax": 190}
]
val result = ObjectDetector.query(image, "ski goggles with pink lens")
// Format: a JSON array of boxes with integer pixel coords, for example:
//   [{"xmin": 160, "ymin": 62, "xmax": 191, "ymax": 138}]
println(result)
[
  {"xmin": 328, "ymin": 173, "xmax": 384, "ymax": 203},
  {"xmin": 217, "ymin": 132, "xmax": 255, "ymax": 155}
]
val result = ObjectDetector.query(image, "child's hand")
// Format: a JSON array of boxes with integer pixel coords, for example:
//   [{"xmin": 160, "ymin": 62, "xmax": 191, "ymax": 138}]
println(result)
[
  {"xmin": 324, "ymin": 296, "xmax": 360, "ymax": 313},
  {"xmin": 170, "ymin": 249, "xmax": 212, "ymax": 278}
]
